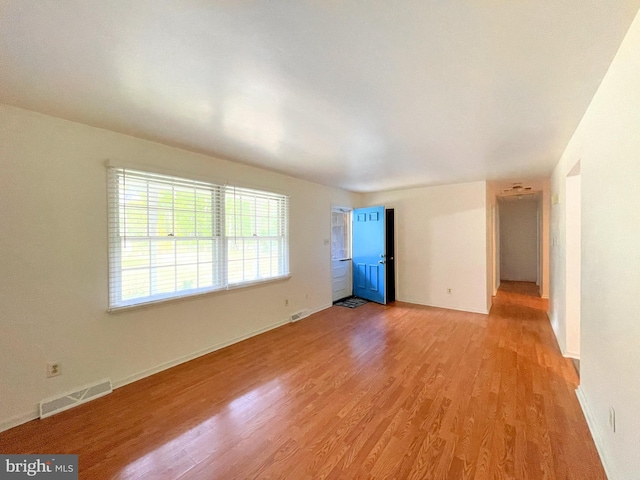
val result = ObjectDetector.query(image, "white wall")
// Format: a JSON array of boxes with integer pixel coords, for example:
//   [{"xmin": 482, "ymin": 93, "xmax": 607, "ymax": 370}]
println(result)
[
  {"xmin": 549, "ymin": 181, "xmax": 568, "ymax": 352},
  {"xmin": 486, "ymin": 183, "xmax": 498, "ymax": 311},
  {"xmin": 540, "ymin": 184, "xmax": 550, "ymax": 299},
  {"xmin": 0, "ymin": 104, "xmax": 359, "ymax": 431},
  {"xmin": 549, "ymin": 10, "xmax": 640, "ymax": 479},
  {"xmin": 565, "ymin": 173, "xmax": 581, "ymax": 359},
  {"xmin": 499, "ymin": 199, "xmax": 538, "ymax": 282},
  {"xmin": 363, "ymin": 181, "xmax": 488, "ymax": 314}
]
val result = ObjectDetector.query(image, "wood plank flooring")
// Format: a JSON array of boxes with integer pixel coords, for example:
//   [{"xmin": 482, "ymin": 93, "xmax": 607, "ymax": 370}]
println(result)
[{"xmin": 0, "ymin": 284, "xmax": 604, "ymax": 479}]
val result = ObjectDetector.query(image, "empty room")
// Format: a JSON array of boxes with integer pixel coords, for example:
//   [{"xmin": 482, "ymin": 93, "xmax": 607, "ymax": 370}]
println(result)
[{"xmin": 1, "ymin": 2, "xmax": 640, "ymax": 479}]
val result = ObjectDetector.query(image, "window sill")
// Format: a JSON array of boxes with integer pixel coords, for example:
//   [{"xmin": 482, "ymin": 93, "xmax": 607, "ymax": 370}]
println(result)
[{"xmin": 107, "ymin": 274, "xmax": 292, "ymax": 314}]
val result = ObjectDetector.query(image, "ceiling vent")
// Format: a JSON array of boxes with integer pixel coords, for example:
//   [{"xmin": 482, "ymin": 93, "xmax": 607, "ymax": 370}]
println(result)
[{"xmin": 502, "ymin": 183, "xmax": 534, "ymax": 195}]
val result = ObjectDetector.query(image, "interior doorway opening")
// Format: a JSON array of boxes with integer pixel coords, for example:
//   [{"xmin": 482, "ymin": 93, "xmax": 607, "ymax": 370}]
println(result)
[
  {"xmin": 331, "ymin": 207, "xmax": 352, "ymax": 302},
  {"xmin": 498, "ymin": 194, "xmax": 540, "ymax": 290}
]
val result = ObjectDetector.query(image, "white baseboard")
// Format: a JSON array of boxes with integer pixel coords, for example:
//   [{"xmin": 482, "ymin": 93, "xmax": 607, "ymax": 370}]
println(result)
[
  {"xmin": 0, "ymin": 409, "xmax": 40, "ymax": 434},
  {"xmin": 1, "ymin": 314, "xmax": 309, "ymax": 433},
  {"xmin": 563, "ymin": 350, "xmax": 580, "ymax": 360},
  {"xmin": 397, "ymin": 297, "xmax": 489, "ymax": 315},
  {"xmin": 310, "ymin": 303, "xmax": 332, "ymax": 315},
  {"xmin": 114, "ymin": 304, "xmax": 333, "ymax": 390},
  {"xmin": 575, "ymin": 387, "xmax": 612, "ymax": 479},
  {"xmin": 113, "ymin": 317, "xmax": 291, "ymax": 389},
  {"xmin": 1, "ymin": 303, "xmax": 357, "ymax": 434}
]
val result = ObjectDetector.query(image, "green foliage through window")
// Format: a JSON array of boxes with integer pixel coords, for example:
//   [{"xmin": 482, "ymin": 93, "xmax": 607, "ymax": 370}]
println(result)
[{"xmin": 108, "ymin": 168, "xmax": 289, "ymax": 309}]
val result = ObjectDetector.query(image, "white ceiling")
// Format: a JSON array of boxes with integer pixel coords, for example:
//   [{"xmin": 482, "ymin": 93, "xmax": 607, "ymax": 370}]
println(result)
[{"xmin": 1, "ymin": 1, "xmax": 638, "ymax": 192}]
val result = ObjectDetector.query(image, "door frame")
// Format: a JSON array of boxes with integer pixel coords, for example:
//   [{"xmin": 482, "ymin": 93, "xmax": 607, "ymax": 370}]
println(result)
[
  {"xmin": 352, "ymin": 205, "xmax": 386, "ymax": 304},
  {"xmin": 330, "ymin": 206, "xmax": 353, "ymax": 302}
]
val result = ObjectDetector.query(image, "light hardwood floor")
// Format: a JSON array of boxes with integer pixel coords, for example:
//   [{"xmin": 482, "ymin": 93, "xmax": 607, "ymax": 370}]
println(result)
[{"xmin": 0, "ymin": 284, "xmax": 604, "ymax": 479}]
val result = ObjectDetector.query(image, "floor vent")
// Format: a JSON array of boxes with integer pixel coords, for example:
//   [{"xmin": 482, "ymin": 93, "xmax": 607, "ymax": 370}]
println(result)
[
  {"xmin": 290, "ymin": 310, "xmax": 309, "ymax": 322},
  {"xmin": 40, "ymin": 379, "xmax": 112, "ymax": 419}
]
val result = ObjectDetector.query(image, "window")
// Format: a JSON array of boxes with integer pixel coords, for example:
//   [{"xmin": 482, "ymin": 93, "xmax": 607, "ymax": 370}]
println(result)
[
  {"xmin": 331, "ymin": 209, "xmax": 351, "ymax": 260},
  {"xmin": 225, "ymin": 186, "xmax": 289, "ymax": 285},
  {"xmin": 108, "ymin": 167, "xmax": 289, "ymax": 309}
]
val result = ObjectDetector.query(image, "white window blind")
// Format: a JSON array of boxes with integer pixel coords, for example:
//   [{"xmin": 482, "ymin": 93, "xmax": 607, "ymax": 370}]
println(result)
[
  {"xmin": 225, "ymin": 186, "xmax": 289, "ymax": 285},
  {"xmin": 108, "ymin": 167, "xmax": 289, "ymax": 309}
]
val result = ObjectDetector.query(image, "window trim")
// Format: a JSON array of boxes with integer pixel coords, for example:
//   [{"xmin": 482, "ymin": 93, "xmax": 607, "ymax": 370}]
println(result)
[
  {"xmin": 107, "ymin": 274, "xmax": 292, "ymax": 313},
  {"xmin": 331, "ymin": 207, "xmax": 352, "ymax": 261},
  {"xmin": 107, "ymin": 166, "xmax": 290, "ymax": 312}
]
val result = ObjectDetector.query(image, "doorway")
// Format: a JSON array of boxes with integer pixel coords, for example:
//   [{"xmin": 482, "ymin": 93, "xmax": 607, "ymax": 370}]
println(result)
[
  {"xmin": 499, "ymin": 196, "xmax": 539, "ymax": 285},
  {"xmin": 351, "ymin": 206, "xmax": 395, "ymax": 304},
  {"xmin": 331, "ymin": 207, "xmax": 352, "ymax": 302}
]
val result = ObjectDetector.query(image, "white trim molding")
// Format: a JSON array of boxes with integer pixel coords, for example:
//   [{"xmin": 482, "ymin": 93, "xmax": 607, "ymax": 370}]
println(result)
[{"xmin": 575, "ymin": 387, "xmax": 612, "ymax": 479}]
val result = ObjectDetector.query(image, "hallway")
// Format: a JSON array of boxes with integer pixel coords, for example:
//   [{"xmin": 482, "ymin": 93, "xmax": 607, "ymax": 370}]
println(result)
[{"xmin": 494, "ymin": 280, "xmax": 548, "ymax": 311}]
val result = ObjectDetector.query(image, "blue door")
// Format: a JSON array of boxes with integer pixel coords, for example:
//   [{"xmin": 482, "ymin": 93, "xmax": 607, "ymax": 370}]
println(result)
[{"xmin": 352, "ymin": 206, "xmax": 386, "ymax": 304}]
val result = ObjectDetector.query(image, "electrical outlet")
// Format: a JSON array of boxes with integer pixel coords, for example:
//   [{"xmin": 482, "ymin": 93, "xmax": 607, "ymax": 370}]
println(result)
[
  {"xmin": 447, "ymin": 288, "xmax": 452, "ymax": 294},
  {"xmin": 47, "ymin": 362, "xmax": 62, "ymax": 378},
  {"xmin": 609, "ymin": 407, "xmax": 616, "ymax": 432},
  {"xmin": 285, "ymin": 299, "xmax": 289, "ymax": 306}
]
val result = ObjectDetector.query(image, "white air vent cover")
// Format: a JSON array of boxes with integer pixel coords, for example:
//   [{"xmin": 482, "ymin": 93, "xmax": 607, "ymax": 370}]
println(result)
[
  {"xmin": 290, "ymin": 310, "xmax": 310, "ymax": 322},
  {"xmin": 501, "ymin": 183, "xmax": 534, "ymax": 195},
  {"xmin": 40, "ymin": 379, "xmax": 112, "ymax": 419}
]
